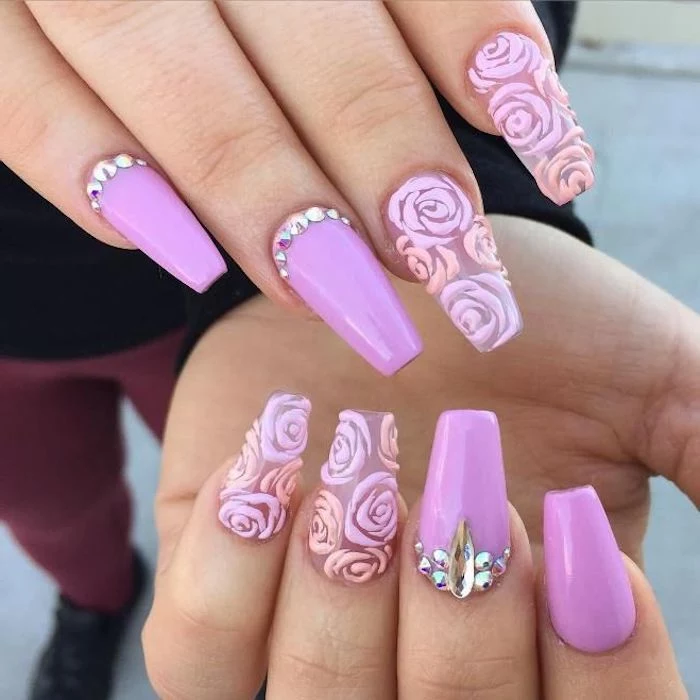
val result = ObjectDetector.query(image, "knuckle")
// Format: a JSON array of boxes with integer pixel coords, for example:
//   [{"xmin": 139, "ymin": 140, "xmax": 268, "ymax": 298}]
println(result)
[
  {"xmin": 183, "ymin": 118, "xmax": 287, "ymax": 197},
  {"xmin": 324, "ymin": 61, "xmax": 431, "ymax": 139},
  {"xmin": 403, "ymin": 648, "xmax": 520, "ymax": 699}
]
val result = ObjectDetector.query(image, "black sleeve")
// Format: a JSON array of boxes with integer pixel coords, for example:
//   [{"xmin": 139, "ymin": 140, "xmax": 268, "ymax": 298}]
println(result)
[{"xmin": 179, "ymin": 0, "xmax": 590, "ymax": 366}]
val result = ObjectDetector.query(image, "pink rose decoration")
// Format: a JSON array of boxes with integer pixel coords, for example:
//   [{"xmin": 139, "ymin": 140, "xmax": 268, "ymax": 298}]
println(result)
[
  {"xmin": 259, "ymin": 392, "xmax": 311, "ymax": 463},
  {"xmin": 489, "ymin": 80, "xmax": 566, "ymax": 157},
  {"xmin": 468, "ymin": 32, "xmax": 541, "ymax": 91},
  {"xmin": 396, "ymin": 237, "xmax": 459, "ymax": 295},
  {"xmin": 535, "ymin": 127, "xmax": 595, "ymax": 205},
  {"xmin": 345, "ymin": 471, "xmax": 398, "ymax": 547},
  {"xmin": 388, "ymin": 173, "xmax": 474, "ymax": 249},
  {"xmin": 259, "ymin": 458, "xmax": 302, "ymax": 507},
  {"xmin": 223, "ymin": 422, "xmax": 263, "ymax": 491},
  {"xmin": 218, "ymin": 488, "xmax": 284, "ymax": 539},
  {"xmin": 323, "ymin": 546, "xmax": 392, "ymax": 584},
  {"xmin": 439, "ymin": 273, "xmax": 521, "ymax": 352},
  {"xmin": 308, "ymin": 489, "xmax": 344, "ymax": 556},
  {"xmin": 378, "ymin": 413, "xmax": 399, "ymax": 472},
  {"xmin": 321, "ymin": 410, "xmax": 371, "ymax": 485},
  {"xmin": 462, "ymin": 216, "xmax": 504, "ymax": 272}
]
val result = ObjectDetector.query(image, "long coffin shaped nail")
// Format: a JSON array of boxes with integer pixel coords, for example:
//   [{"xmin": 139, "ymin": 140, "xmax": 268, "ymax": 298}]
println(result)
[
  {"xmin": 273, "ymin": 207, "xmax": 422, "ymax": 376},
  {"xmin": 218, "ymin": 391, "xmax": 311, "ymax": 541},
  {"xmin": 468, "ymin": 32, "xmax": 595, "ymax": 205},
  {"xmin": 416, "ymin": 410, "xmax": 510, "ymax": 597},
  {"xmin": 308, "ymin": 410, "xmax": 399, "ymax": 584},
  {"xmin": 385, "ymin": 173, "xmax": 521, "ymax": 352},
  {"xmin": 544, "ymin": 486, "xmax": 636, "ymax": 652},
  {"xmin": 87, "ymin": 154, "xmax": 226, "ymax": 292}
]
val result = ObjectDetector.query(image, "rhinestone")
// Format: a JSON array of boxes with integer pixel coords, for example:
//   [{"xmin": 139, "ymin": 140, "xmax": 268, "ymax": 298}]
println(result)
[
  {"xmin": 305, "ymin": 206, "xmax": 325, "ymax": 222},
  {"xmin": 431, "ymin": 571, "xmax": 448, "ymax": 590},
  {"xmin": 432, "ymin": 549, "xmax": 449, "ymax": 569},
  {"xmin": 277, "ymin": 230, "xmax": 292, "ymax": 249},
  {"xmin": 294, "ymin": 216, "xmax": 309, "ymax": 231},
  {"xmin": 274, "ymin": 251, "xmax": 287, "ymax": 263},
  {"xmin": 503, "ymin": 547, "xmax": 511, "ymax": 562},
  {"xmin": 288, "ymin": 221, "xmax": 302, "ymax": 236},
  {"xmin": 90, "ymin": 200, "xmax": 101, "ymax": 212},
  {"xmin": 340, "ymin": 217, "xmax": 350, "ymax": 225},
  {"xmin": 93, "ymin": 160, "xmax": 117, "ymax": 182},
  {"xmin": 326, "ymin": 208, "xmax": 340, "ymax": 219},
  {"xmin": 447, "ymin": 520, "xmax": 475, "ymax": 599},
  {"xmin": 492, "ymin": 556, "xmax": 507, "ymax": 578},
  {"xmin": 86, "ymin": 181, "xmax": 102, "ymax": 199},
  {"xmin": 475, "ymin": 551, "xmax": 493, "ymax": 572},
  {"xmin": 135, "ymin": 158, "xmax": 147, "ymax": 166},
  {"xmin": 113, "ymin": 154, "xmax": 134, "ymax": 168},
  {"xmin": 418, "ymin": 556, "xmax": 432, "ymax": 575},
  {"xmin": 414, "ymin": 541, "xmax": 424, "ymax": 556},
  {"xmin": 279, "ymin": 268, "xmax": 289, "ymax": 280},
  {"xmin": 473, "ymin": 571, "xmax": 493, "ymax": 592}
]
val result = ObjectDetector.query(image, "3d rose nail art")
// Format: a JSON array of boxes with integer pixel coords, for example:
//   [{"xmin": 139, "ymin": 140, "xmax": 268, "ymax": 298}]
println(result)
[
  {"xmin": 468, "ymin": 32, "xmax": 595, "ymax": 205},
  {"xmin": 308, "ymin": 410, "xmax": 399, "ymax": 584},
  {"xmin": 218, "ymin": 391, "xmax": 311, "ymax": 541},
  {"xmin": 385, "ymin": 172, "xmax": 521, "ymax": 352}
]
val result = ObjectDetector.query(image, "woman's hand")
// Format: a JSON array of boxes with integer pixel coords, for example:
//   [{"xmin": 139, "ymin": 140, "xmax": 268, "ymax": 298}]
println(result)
[
  {"xmin": 142, "ymin": 216, "xmax": 698, "ymax": 697},
  {"xmin": 0, "ymin": 1, "xmax": 594, "ymax": 372}
]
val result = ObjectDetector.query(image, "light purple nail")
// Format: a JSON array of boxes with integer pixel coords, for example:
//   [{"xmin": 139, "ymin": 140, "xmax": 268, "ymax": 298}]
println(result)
[
  {"xmin": 218, "ymin": 391, "xmax": 311, "ymax": 541},
  {"xmin": 273, "ymin": 207, "xmax": 422, "ymax": 376},
  {"xmin": 87, "ymin": 154, "xmax": 226, "ymax": 292},
  {"xmin": 308, "ymin": 410, "xmax": 399, "ymax": 584},
  {"xmin": 416, "ymin": 410, "xmax": 510, "ymax": 598},
  {"xmin": 385, "ymin": 173, "xmax": 522, "ymax": 352},
  {"xmin": 544, "ymin": 485, "xmax": 636, "ymax": 652}
]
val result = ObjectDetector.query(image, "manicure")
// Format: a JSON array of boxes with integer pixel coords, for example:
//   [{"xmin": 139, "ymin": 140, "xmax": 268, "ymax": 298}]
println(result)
[
  {"xmin": 544, "ymin": 485, "xmax": 636, "ymax": 653},
  {"xmin": 273, "ymin": 207, "xmax": 422, "ymax": 376},
  {"xmin": 416, "ymin": 410, "xmax": 511, "ymax": 598},
  {"xmin": 218, "ymin": 391, "xmax": 311, "ymax": 541},
  {"xmin": 87, "ymin": 154, "xmax": 226, "ymax": 292},
  {"xmin": 308, "ymin": 410, "xmax": 399, "ymax": 584},
  {"xmin": 385, "ymin": 172, "xmax": 522, "ymax": 352},
  {"xmin": 468, "ymin": 32, "xmax": 595, "ymax": 205}
]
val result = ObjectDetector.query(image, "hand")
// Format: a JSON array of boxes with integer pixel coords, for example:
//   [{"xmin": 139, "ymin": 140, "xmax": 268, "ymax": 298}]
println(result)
[
  {"xmin": 0, "ymin": 1, "xmax": 594, "ymax": 372},
  {"xmin": 142, "ymin": 217, "xmax": 698, "ymax": 697}
]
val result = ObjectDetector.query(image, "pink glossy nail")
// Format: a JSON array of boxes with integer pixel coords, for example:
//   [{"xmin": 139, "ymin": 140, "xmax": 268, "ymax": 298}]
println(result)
[
  {"xmin": 385, "ymin": 173, "xmax": 521, "ymax": 352},
  {"xmin": 273, "ymin": 207, "xmax": 422, "ymax": 376},
  {"xmin": 218, "ymin": 391, "xmax": 311, "ymax": 541},
  {"xmin": 308, "ymin": 410, "xmax": 399, "ymax": 584},
  {"xmin": 544, "ymin": 485, "xmax": 636, "ymax": 653},
  {"xmin": 468, "ymin": 32, "xmax": 595, "ymax": 205},
  {"xmin": 416, "ymin": 410, "xmax": 510, "ymax": 598},
  {"xmin": 87, "ymin": 154, "xmax": 226, "ymax": 292}
]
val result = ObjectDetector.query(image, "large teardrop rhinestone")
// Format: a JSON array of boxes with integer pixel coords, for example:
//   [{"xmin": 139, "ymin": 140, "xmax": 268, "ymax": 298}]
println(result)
[{"xmin": 447, "ymin": 519, "xmax": 475, "ymax": 599}]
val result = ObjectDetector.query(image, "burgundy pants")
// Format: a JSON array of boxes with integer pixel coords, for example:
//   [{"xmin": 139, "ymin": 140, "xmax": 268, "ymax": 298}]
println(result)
[{"xmin": 0, "ymin": 330, "xmax": 183, "ymax": 613}]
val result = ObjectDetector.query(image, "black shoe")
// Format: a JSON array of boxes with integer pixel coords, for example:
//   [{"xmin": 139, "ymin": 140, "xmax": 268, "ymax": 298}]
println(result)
[{"xmin": 29, "ymin": 549, "xmax": 147, "ymax": 700}]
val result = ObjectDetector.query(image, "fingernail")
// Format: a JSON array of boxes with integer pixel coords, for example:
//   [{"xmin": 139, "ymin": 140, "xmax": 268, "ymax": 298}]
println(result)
[
  {"xmin": 218, "ymin": 391, "xmax": 311, "ymax": 541},
  {"xmin": 468, "ymin": 32, "xmax": 595, "ymax": 205},
  {"xmin": 308, "ymin": 410, "xmax": 399, "ymax": 584},
  {"xmin": 272, "ymin": 207, "xmax": 422, "ymax": 376},
  {"xmin": 385, "ymin": 172, "xmax": 521, "ymax": 352},
  {"xmin": 544, "ymin": 485, "xmax": 636, "ymax": 653},
  {"xmin": 87, "ymin": 154, "xmax": 226, "ymax": 292},
  {"xmin": 416, "ymin": 410, "xmax": 510, "ymax": 598}
]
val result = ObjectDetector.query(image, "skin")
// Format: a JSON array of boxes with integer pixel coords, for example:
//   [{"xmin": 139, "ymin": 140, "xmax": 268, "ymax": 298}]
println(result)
[{"xmin": 143, "ymin": 217, "xmax": 695, "ymax": 698}]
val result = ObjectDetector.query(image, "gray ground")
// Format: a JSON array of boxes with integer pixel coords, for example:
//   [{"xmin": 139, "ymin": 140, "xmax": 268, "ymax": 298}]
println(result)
[{"xmin": 1, "ymin": 44, "xmax": 699, "ymax": 699}]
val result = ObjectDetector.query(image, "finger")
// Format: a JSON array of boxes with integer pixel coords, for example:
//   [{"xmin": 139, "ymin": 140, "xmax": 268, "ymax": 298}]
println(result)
[
  {"xmin": 541, "ymin": 486, "xmax": 687, "ymax": 699},
  {"xmin": 268, "ymin": 410, "xmax": 402, "ymax": 700},
  {"xmin": 400, "ymin": 411, "xmax": 538, "ymax": 699},
  {"xmin": 144, "ymin": 391, "xmax": 311, "ymax": 700},
  {"xmin": 221, "ymin": 1, "xmax": 522, "ymax": 354},
  {"xmin": 389, "ymin": 0, "xmax": 596, "ymax": 205},
  {"xmin": 29, "ymin": 0, "xmax": 420, "ymax": 376},
  {"xmin": 0, "ymin": 2, "xmax": 226, "ymax": 292}
]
